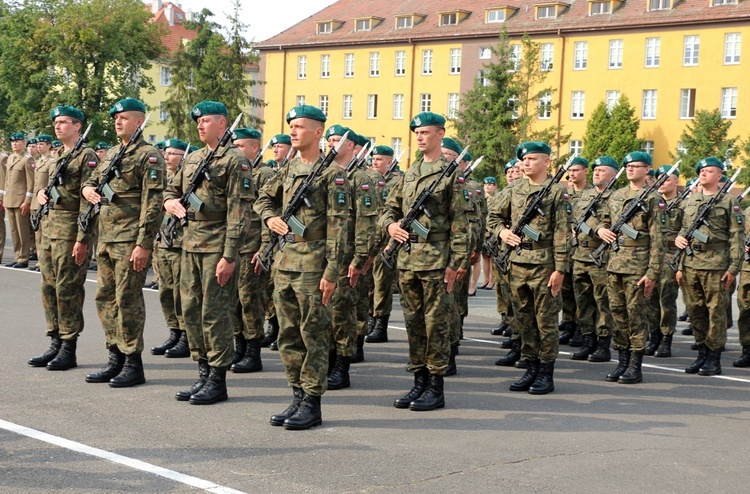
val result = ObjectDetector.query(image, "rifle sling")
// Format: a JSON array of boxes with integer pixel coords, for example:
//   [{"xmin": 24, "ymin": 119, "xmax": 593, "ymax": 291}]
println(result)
[{"xmin": 617, "ymin": 237, "xmax": 650, "ymax": 247}]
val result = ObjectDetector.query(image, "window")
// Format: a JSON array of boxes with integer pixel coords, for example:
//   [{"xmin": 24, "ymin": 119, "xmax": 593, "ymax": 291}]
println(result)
[
  {"xmin": 396, "ymin": 16, "xmax": 412, "ymax": 29},
  {"xmin": 477, "ymin": 70, "xmax": 490, "ymax": 87},
  {"xmin": 319, "ymin": 95, "xmax": 329, "ymax": 116},
  {"xmin": 356, "ymin": 19, "xmax": 371, "ymax": 31},
  {"xmin": 343, "ymin": 95, "xmax": 353, "ymax": 119},
  {"xmin": 508, "ymin": 97, "xmax": 519, "ymax": 119},
  {"xmin": 448, "ymin": 93, "xmax": 459, "ymax": 119},
  {"xmin": 148, "ymin": 134, "xmax": 157, "ymax": 144},
  {"xmin": 345, "ymin": 53, "xmax": 354, "ymax": 77},
  {"xmin": 393, "ymin": 94, "xmax": 404, "ymax": 119},
  {"xmin": 642, "ymin": 90, "xmax": 657, "ymax": 119},
  {"xmin": 721, "ymin": 88, "xmax": 738, "ymax": 118},
  {"xmin": 320, "ymin": 54, "xmax": 330, "ymax": 78},
  {"xmin": 392, "ymin": 137, "xmax": 402, "ymax": 156},
  {"xmin": 479, "ymin": 47, "xmax": 492, "ymax": 60},
  {"xmin": 317, "ymin": 22, "xmax": 332, "ymax": 34},
  {"xmin": 538, "ymin": 91, "xmax": 552, "ymax": 119},
  {"xmin": 574, "ymin": 41, "xmax": 588, "ymax": 70},
  {"xmin": 420, "ymin": 93, "xmax": 432, "ymax": 112},
  {"xmin": 370, "ymin": 52, "xmax": 380, "ymax": 77},
  {"xmin": 713, "ymin": 0, "xmax": 737, "ymax": 4},
  {"xmin": 367, "ymin": 95, "xmax": 378, "ymax": 119},
  {"xmin": 606, "ymin": 90, "xmax": 620, "ymax": 110},
  {"xmin": 645, "ymin": 38, "xmax": 660, "ymax": 67},
  {"xmin": 440, "ymin": 13, "xmax": 457, "ymax": 26},
  {"xmin": 297, "ymin": 55, "xmax": 307, "ymax": 79},
  {"xmin": 395, "ymin": 50, "xmax": 406, "ymax": 76},
  {"xmin": 590, "ymin": 1, "xmax": 610, "ymax": 14},
  {"xmin": 641, "ymin": 141, "xmax": 655, "ymax": 157},
  {"xmin": 680, "ymin": 89, "xmax": 696, "ymax": 119},
  {"xmin": 725, "ymin": 33, "xmax": 741, "ymax": 64},
  {"xmin": 677, "ymin": 142, "xmax": 687, "ymax": 154},
  {"xmin": 487, "ymin": 9, "xmax": 505, "ymax": 22},
  {"xmin": 537, "ymin": 6, "xmax": 556, "ymax": 19},
  {"xmin": 684, "ymin": 35, "xmax": 700, "ymax": 66},
  {"xmin": 510, "ymin": 45, "xmax": 521, "ymax": 71},
  {"xmin": 571, "ymin": 91, "xmax": 585, "ymax": 119},
  {"xmin": 296, "ymin": 95, "xmax": 305, "ymax": 106},
  {"xmin": 160, "ymin": 66, "xmax": 171, "ymax": 86},
  {"xmin": 649, "ymin": 0, "xmax": 670, "ymax": 10},
  {"xmin": 541, "ymin": 43, "xmax": 554, "ymax": 71},
  {"xmin": 450, "ymin": 48, "xmax": 461, "ymax": 74},
  {"xmin": 570, "ymin": 140, "xmax": 583, "ymax": 156},
  {"xmin": 609, "ymin": 40, "xmax": 623, "ymax": 69},
  {"xmin": 422, "ymin": 49, "xmax": 433, "ymax": 75},
  {"xmin": 159, "ymin": 101, "xmax": 169, "ymax": 121}
]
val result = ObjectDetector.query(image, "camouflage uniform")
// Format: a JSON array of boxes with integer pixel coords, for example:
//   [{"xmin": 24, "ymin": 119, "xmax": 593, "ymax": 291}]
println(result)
[
  {"xmin": 561, "ymin": 185, "xmax": 591, "ymax": 329},
  {"xmin": 155, "ymin": 170, "xmax": 184, "ymax": 334},
  {"xmin": 2, "ymin": 151, "xmax": 35, "ymax": 264},
  {"xmin": 735, "ymin": 207, "xmax": 750, "ymax": 365},
  {"xmin": 487, "ymin": 186, "xmax": 517, "ymax": 338},
  {"xmin": 370, "ymin": 170, "xmax": 402, "ymax": 320},
  {"xmin": 32, "ymin": 154, "xmax": 54, "ymax": 256}
]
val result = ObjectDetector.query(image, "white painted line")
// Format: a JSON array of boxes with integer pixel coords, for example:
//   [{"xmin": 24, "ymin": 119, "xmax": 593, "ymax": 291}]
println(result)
[{"xmin": 0, "ymin": 419, "xmax": 246, "ymax": 494}]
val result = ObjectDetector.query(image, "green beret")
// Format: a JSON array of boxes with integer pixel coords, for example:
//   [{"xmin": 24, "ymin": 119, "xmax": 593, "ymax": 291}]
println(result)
[
  {"xmin": 647, "ymin": 169, "xmax": 655, "ymax": 177},
  {"xmin": 441, "ymin": 137, "xmax": 462, "ymax": 155},
  {"xmin": 622, "ymin": 151, "xmax": 652, "ymax": 166},
  {"xmin": 164, "ymin": 139, "xmax": 188, "ymax": 151},
  {"xmin": 94, "ymin": 142, "xmax": 111, "ymax": 151},
  {"xmin": 109, "ymin": 97, "xmax": 146, "ymax": 117},
  {"xmin": 37, "ymin": 135, "xmax": 52, "ymax": 143},
  {"xmin": 51, "ymin": 140, "xmax": 62, "ymax": 148},
  {"xmin": 720, "ymin": 174, "xmax": 729, "ymax": 183},
  {"xmin": 50, "ymin": 105, "xmax": 85, "ymax": 123},
  {"xmin": 686, "ymin": 177, "xmax": 698, "ymax": 187},
  {"xmin": 483, "ymin": 176, "xmax": 497, "ymax": 184},
  {"xmin": 26, "ymin": 138, "xmax": 37, "ymax": 145},
  {"xmin": 154, "ymin": 140, "xmax": 166, "ymax": 150},
  {"xmin": 570, "ymin": 156, "xmax": 589, "ymax": 168},
  {"xmin": 355, "ymin": 133, "xmax": 370, "ymax": 148},
  {"xmin": 655, "ymin": 165, "xmax": 680, "ymax": 178},
  {"xmin": 189, "ymin": 145, "xmax": 200, "ymax": 153},
  {"xmin": 695, "ymin": 156, "xmax": 725, "ymax": 173},
  {"xmin": 324, "ymin": 124, "xmax": 350, "ymax": 140},
  {"xmin": 504, "ymin": 158, "xmax": 519, "ymax": 172},
  {"xmin": 593, "ymin": 156, "xmax": 619, "ymax": 170},
  {"xmin": 410, "ymin": 111, "xmax": 446, "ymax": 132},
  {"xmin": 516, "ymin": 142, "xmax": 551, "ymax": 160},
  {"xmin": 232, "ymin": 128, "xmax": 262, "ymax": 141},
  {"xmin": 191, "ymin": 100, "xmax": 228, "ymax": 122},
  {"xmin": 373, "ymin": 145, "xmax": 394, "ymax": 156},
  {"xmin": 285, "ymin": 104, "xmax": 326, "ymax": 124},
  {"xmin": 271, "ymin": 134, "xmax": 291, "ymax": 145},
  {"xmin": 9, "ymin": 132, "xmax": 25, "ymax": 141},
  {"xmin": 463, "ymin": 152, "xmax": 472, "ymax": 163}
]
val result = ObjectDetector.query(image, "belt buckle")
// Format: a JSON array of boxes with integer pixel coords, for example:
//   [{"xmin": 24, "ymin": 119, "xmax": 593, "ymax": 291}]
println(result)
[
  {"xmin": 617, "ymin": 237, "xmax": 625, "ymax": 246},
  {"xmin": 186, "ymin": 212, "xmax": 195, "ymax": 221},
  {"xmin": 284, "ymin": 233, "xmax": 296, "ymax": 243},
  {"xmin": 408, "ymin": 232, "xmax": 419, "ymax": 243},
  {"xmin": 693, "ymin": 243, "xmax": 702, "ymax": 252},
  {"xmin": 581, "ymin": 240, "xmax": 589, "ymax": 248},
  {"xmin": 521, "ymin": 241, "xmax": 533, "ymax": 250}
]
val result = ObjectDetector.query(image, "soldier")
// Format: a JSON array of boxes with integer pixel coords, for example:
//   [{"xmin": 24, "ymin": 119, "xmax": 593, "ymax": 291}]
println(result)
[
  {"xmin": 30, "ymin": 134, "xmax": 55, "ymax": 271},
  {"xmin": 569, "ymin": 157, "xmax": 618, "ymax": 363},
  {"xmin": 596, "ymin": 152, "xmax": 664, "ymax": 384},
  {"xmin": 51, "ymin": 140, "xmax": 62, "ymax": 153},
  {"xmin": 95, "ymin": 142, "xmax": 111, "ymax": 161},
  {"xmin": 164, "ymin": 101, "xmax": 254, "ymax": 404},
  {"xmin": 82, "ymin": 97, "xmax": 166, "ymax": 388},
  {"xmin": 266, "ymin": 133, "xmax": 292, "ymax": 170},
  {"xmin": 493, "ymin": 159, "xmax": 520, "ymax": 350},
  {"xmin": 255, "ymin": 104, "xmax": 350, "ymax": 429},
  {"xmin": 489, "ymin": 143, "xmax": 568, "ymax": 394},
  {"xmin": 676, "ymin": 157, "xmax": 742, "ymax": 376},
  {"xmin": 26, "ymin": 138, "xmax": 39, "ymax": 160},
  {"xmin": 474, "ymin": 176, "xmax": 498, "ymax": 294},
  {"xmin": 28, "ymin": 106, "xmax": 98, "ymax": 371},
  {"xmin": 2, "ymin": 132, "xmax": 35, "ymax": 269},
  {"xmin": 0, "ymin": 134, "xmax": 8, "ymax": 264},
  {"xmin": 735, "ymin": 202, "xmax": 750, "ymax": 368},
  {"xmin": 380, "ymin": 111, "xmax": 470, "ymax": 410}
]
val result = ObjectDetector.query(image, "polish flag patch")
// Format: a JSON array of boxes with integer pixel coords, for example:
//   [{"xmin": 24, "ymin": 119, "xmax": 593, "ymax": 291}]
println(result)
[
  {"xmin": 563, "ymin": 193, "xmax": 570, "ymax": 200},
  {"xmin": 476, "ymin": 189, "xmax": 483, "ymax": 195},
  {"xmin": 658, "ymin": 202, "xmax": 666, "ymax": 209},
  {"xmin": 241, "ymin": 163, "xmax": 249, "ymax": 171},
  {"xmin": 458, "ymin": 177, "xmax": 465, "ymax": 184},
  {"xmin": 335, "ymin": 177, "xmax": 345, "ymax": 185},
  {"xmin": 88, "ymin": 161, "xmax": 97, "ymax": 167},
  {"xmin": 149, "ymin": 156, "xmax": 158, "ymax": 163},
  {"xmin": 378, "ymin": 180, "xmax": 385, "ymax": 187},
  {"xmin": 361, "ymin": 183, "xmax": 370, "ymax": 191},
  {"xmin": 734, "ymin": 205, "xmax": 741, "ymax": 211}
]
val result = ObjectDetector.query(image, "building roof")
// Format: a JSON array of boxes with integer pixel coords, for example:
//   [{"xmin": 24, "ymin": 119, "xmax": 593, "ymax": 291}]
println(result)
[
  {"xmin": 256, "ymin": 0, "xmax": 750, "ymax": 50},
  {"xmin": 145, "ymin": 1, "xmax": 197, "ymax": 54}
]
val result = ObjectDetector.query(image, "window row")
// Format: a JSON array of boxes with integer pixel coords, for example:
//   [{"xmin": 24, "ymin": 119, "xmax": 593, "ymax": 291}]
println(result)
[
  {"xmin": 569, "ymin": 139, "xmax": 684, "ymax": 159},
  {"xmin": 297, "ymin": 49, "xmax": 462, "ymax": 79},
  {"xmin": 293, "ymin": 94, "xmax": 461, "ymax": 120}
]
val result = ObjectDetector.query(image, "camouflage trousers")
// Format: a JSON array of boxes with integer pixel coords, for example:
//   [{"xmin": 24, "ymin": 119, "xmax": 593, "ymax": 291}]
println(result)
[
  {"xmin": 233, "ymin": 252, "xmax": 269, "ymax": 341},
  {"xmin": 572, "ymin": 260, "xmax": 613, "ymax": 337},
  {"xmin": 329, "ymin": 268, "xmax": 357, "ymax": 357},
  {"xmin": 371, "ymin": 253, "xmax": 397, "ymax": 318},
  {"xmin": 493, "ymin": 263, "xmax": 518, "ymax": 339},
  {"xmin": 647, "ymin": 263, "xmax": 679, "ymax": 336},
  {"xmin": 736, "ymin": 271, "xmax": 750, "ymax": 347},
  {"xmin": 507, "ymin": 263, "xmax": 561, "ymax": 364},
  {"xmin": 265, "ymin": 267, "xmax": 276, "ymax": 321},
  {"xmin": 398, "ymin": 268, "xmax": 453, "ymax": 375},
  {"xmin": 181, "ymin": 251, "xmax": 236, "ymax": 367},
  {"xmin": 38, "ymin": 238, "xmax": 87, "ymax": 341},
  {"xmin": 560, "ymin": 270, "xmax": 576, "ymax": 324},
  {"xmin": 95, "ymin": 242, "xmax": 149, "ymax": 355},
  {"xmin": 682, "ymin": 267, "xmax": 732, "ymax": 351},
  {"xmin": 273, "ymin": 270, "xmax": 331, "ymax": 396},
  {"xmin": 607, "ymin": 272, "xmax": 649, "ymax": 352},
  {"xmin": 156, "ymin": 246, "xmax": 184, "ymax": 331},
  {"xmin": 355, "ymin": 267, "xmax": 373, "ymax": 339}
]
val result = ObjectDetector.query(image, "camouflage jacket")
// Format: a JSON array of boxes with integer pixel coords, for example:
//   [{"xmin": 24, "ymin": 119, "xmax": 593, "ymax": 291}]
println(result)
[
  {"xmin": 742, "ymin": 207, "xmax": 750, "ymax": 273},
  {"xmin": 163, "ymin": 143, "xmax": 253, "ymax": 259},
  {"xmin": 31, "ymin": 154, "xmax": 54, "ymax": 210},
  {"xmin": 372, "ymin": 169, "xmax": 399, "ymax": 250},
  {"xmin": 679, "ymin": 190, "xmax": 743, "ymax": 275},
  {"xmin": 465, "ymin": 176, "xmax": 488, "ymax": 253},
  {"xmin": 488, "ymin": 177, "xmax": 569, "ymax": 272},
  {"xmin": 241, "ymin": 163, "xmax": 275, "ymax": 254},
  {"xmin": 663, "ymin": 195, "xmax": 686, "ymax": 255},
  {"xmin": 379, "ymin": 156, "xmax": 471, "ymax": 272},
  {"xmin": 571, "ymin": 187, "xmax": 612, "ymax": 263},
  {"xmin": 2, "ymin": 152, "xmax": 35, "ymax": 208},
  {"xmin": 253, "ymin": 155, "xmax": 350, "ymax": 282},
  {"xmin": 345, "ymin": 165, "xmax": 380, "ymax": 270},
  {"xmin": 157, "ymin": 168, "xmax": 183, "ymax": 250}
]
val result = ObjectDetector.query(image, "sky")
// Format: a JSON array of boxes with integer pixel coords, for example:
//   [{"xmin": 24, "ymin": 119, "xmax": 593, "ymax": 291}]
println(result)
[{"xmin": 169, "ymin": 0, "xmax": 338, "ymax": 42}]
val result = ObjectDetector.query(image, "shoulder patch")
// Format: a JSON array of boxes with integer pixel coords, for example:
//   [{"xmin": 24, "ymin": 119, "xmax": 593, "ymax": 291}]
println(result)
[
  {"xmin": 476, "ymin": 189, "xmax": 482, "ymax": 195},
  {"xmin": 88, "ymin": 161, "xmax": 97, "ymax": 167},
  {"xmin": 241, "ymin": 163, "xmax": 249, "ymax": 171},
  {"xmin": 563, "ymin": 193, "xmax": 570, "ymax": 200},
  {"xmin": 148, "ymin": 156, "xmax": 158, "ymax": 164},
  {"xmin": 458, "ymin": 176, "xmax": 465, "ymax": 184},
  {"xmin": 734, "ymin": 205, "xmax": 741, "ymax": 212},
  {"xmin": 149, "ymin": 169, "xmax": 158, "ymax": 181},
  {"xmin": 361, "ymin": 183, "xmax": 370, "ymax": 191},
  {"xmin": 378, "ymin": 180, "xmax": 385, "ymax": 187},
  {"xmin": 335, "ymin": 177, "xmax": 345, "ymax": 186},
  {"xmin": 658, "ymin": 202, "xmax": 666, "ymax": 209},
  {"xmin": 30, "ymin": 162, "xmax": 35, "ymax": 169}
]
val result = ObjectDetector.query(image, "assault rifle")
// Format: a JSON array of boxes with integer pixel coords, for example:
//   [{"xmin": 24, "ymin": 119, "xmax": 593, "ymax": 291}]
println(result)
[
  {"xmin": 256, "ymin": 131, "xmax": 350, "ymax": 273},
  {"xmin": 31, "ymin": 123, "xmax": 92, "ymax": 231},
  {"xmin": 345, "ymin": 141, "xmax": 369, "ymax": 173},
  {"xmin": 251, "ymin": 139, "xmax": 272, "ymax": 169},
  {"xmin": 665, "ymin": 179, "xmax": 698, "ymax": 214},
  {"xmin": 570, "ymin": 166, "xmax": 625, "ymax": 247},
  {"xmin": 668, "ymin": 167, "xmax": 742, "ymax": 271},
  {"xmin": 381, "ymin": 146, "xmax": 469, "ymax": 270},
  {"xmin": 589, "ymin": 163, "xmax": 679, "ymax": 268},
  {"xmin": 385, "ymin": 148, "xmax": 407, "ymax": 177},
  {"xmin": 78, "ymin": 113, "xmax": 151, "ymax": 234},
  {"xmin": 278, "ymin": 147, "xmax": 295, "ymax": 169},
  {"xmin": 462, "ymin": 156, "xmax": 484, "ymax": 181},
  {"xmin": 739, "ymin": 187, "xmax": 750, "ymax": 262}
]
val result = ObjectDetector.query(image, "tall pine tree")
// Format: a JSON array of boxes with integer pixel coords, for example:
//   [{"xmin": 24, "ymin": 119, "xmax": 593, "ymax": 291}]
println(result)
[{"xmin": 670, "ymin": 108, "xmax": 738, "ymax": 179}]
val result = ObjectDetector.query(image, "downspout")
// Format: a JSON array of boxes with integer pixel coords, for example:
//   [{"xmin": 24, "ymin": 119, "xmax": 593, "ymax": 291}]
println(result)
[
  {"xmin": 407, "ymin": 37, "xmax": 416, "ymax": 169},
  {"xmin": 280, "ymin": 47, "xmax": 288, "ymax": 133},
  {"xmin": 556, "ymin": 28, "xmax": 565, "ymax": 158}
]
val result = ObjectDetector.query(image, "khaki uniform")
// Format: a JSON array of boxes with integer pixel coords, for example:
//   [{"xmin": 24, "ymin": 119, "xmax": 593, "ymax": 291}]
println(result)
[
  {"xmin": 0, "ymin": 151, "xmax": 7, "ymax": 262},
  {"xmin": 2, "ymin": 152, "xmax": 35, "ymax": 263}
]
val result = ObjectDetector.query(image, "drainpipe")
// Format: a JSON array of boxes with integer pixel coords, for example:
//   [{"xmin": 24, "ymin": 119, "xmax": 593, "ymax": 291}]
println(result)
[{"xmin": 556, "ymin": 28, "xmax": 566, "ymax": 158}]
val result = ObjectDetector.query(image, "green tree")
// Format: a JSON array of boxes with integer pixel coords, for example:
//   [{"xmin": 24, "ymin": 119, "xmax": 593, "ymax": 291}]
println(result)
[
  {"xmin": 581, "ymin": 102, "xmax": 611, "ymax": 163},
  {"xmin": 671, "ymin": 108, "xmax": 738, "ymax": 180},
  {"xmin": 605, "ymin": 95, "xmax": 644, "ymax": 163}
]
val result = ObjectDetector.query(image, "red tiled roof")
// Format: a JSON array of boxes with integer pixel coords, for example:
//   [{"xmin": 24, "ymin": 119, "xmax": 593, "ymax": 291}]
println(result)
[
  {"xmin": 256, "ymin": 0, "xmax": 750, "ymax": 49},
  {"xmin": 145, "ymin": 2, "xmax": 197, "ymax": 54}
]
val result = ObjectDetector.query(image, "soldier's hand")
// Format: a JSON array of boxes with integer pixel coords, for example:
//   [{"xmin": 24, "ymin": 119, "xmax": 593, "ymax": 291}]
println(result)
[
  {"xmin": 0, "ymin": 200, "xmax": 3, "ymax": 212},
  {"xmin": 456, "ymin": 267, "xmax": 467, "ymax": 282},
  {"xmin": 348, "ymin": 264, "xmax": 362, "ymax": 287},
  {"xmin": 548, "ymin": 270, "xmax": 564, "ymax": 297},
  {"xmin": 499, "ymin": 228, "xmax": 521, "ymax": 247},
  {"xmin": 20, "ymin": 203, "xmax": 30, "ymax": 216},
  {"xmin": 444, "ymin": 267, "xmax": 458, "ymax": 293},
  {"xmin": 721, "ymin": 271, "xmax": 736, "ymax": 291},
  {"xmin": 363, "ymin": 256, "xmax": 374, "ymax": 274},
  {"xmin": 37, "ymin": 190, "xmax": 48, "ymax": 206},
  {"xmin": 597, "ymin": 228, "xmax": 617, "ymax": 244},
  {"xmin": 675, "ymin": 235, "xmax": 689, "ymax": 250},
  {"xmin": 637, "ymin": 275, "xmax": 656, "ymax": 298},
  {"xmin": 82, "ymin": 186, "xmax": 101, "ymax": 205},
  {"xmin": 387, "ymin": 222, "xmax": 410, "ymax": 243},
  {"xmin": 216, "ymin": 257, "xmax": 235, "ymax": 287},
  {"xmin": 267, "ymin": 216, "xmax": 289, "ymax": 236},
  {"xmin": 164, "ymin": 199, "xmax": 186, "ymax": 218},
  {"xmin": 320, "ymin": 278, "xmax": 336, "ymax": 306},
  {"xmin": 251, "ymin": 251, "xmax": 263, "ymax": 275},
  {"xmin": 676, "ymin": 270, "xmax": 683, "ymax": 286},
  {"xmin": 72, "ymin": 242, "xmax": 87, "ymax": 266},
  {"xmin": 130, "ymin": 245, "xmax": 150, "ymax": 272}
]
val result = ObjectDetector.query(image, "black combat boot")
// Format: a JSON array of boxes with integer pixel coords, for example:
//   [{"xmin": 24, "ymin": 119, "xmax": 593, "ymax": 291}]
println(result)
[
  {"xmin": 165, "ymin": 330, "xmax": 190, "ymax": 358},
  {"xmin": 445, "ymin": 345, "xmax": 458, "ymax": 376},
  {"xmin": 46, "ymin": 339, "xmax": 77, "ymax": 371},
  {"xmin": 270, "ymin": 387, "xmax": 305, "ymax": 426},
  {"xmin": 733, "ymin": 345, "xmax": 750, "ymax": 367},
  {"xmin": 283, "ymin": 394, "xmax": 322, "ymax": 430},
  {"xmin": 654, "ymin": 333, "xmax": 673, "ymax": 358},
  {"xmin": 409, "ymin": 374, "xmax": 445, "ymax": 411},
  {"xmin": 365, "ymin": 316, "xmax": 389, "ymax": 343},
  {"xmin": 502, "ymin": 324, "xmax": 512, "ymax": 337},
  {"xmin": 351, "ymin": 335, "xmax": 365, "ymax": 363},
  {"xmin": 491, "ymin": 320, "xmax": 508, "ymax": 336},
  {"xmin": 269, "ymin": 340, "xmax": 279, "ymax": 351},
  {"xmin": 606, "ymin": 349, "xmax": 631, "ymax": 382},
  {"xmin": 327, "ymin": 354, "xmax": 351, "ymax": 390},
  {"xmin": 618, "ymin": 352, "xmax": 643, "ymax": 384},
  {"xmin": 28, "ymin": 333, "xmax": 62, "ymax": 367},
  {"xmin": 109, "ymin": 353, "xmax": 146, "ymax": 388},
  {"xmin": 189, "ymin": 366, "xmax": 228, "ymax": 404},
  {"xmin": 260, "ymin": 316, "xmax": 279, "ymax": 348},
  {"xmin": 85, "ymin": 346, "xmax": 125, "ymax": 383},
  {"xmin": 509, "ymin": 360, "xmax": 539, "ymax": 391},
  {"xmin": 515, "ymin": 359, "xmax": 528, "ymax": 369},
  {"xmin": 588, "ymin": 335, "xmax": 612, "ymax": 362},
  {"xmin": 499, "ymin": 335, "xmax": 513, "ymax": 349},
  {"xmin": 558, "ymin": 321, "xmax": 576, "ymax": 345},
  {"xmin": 678, "ymin": 311, "xmax": 689, "ymax": 322},
  {"xmin": 698, "ymin": 348, "xmax": 722, "ymax": 376},
  {"xmin": 495, "ymin": 339, "xmax": 521, "ymax": 366},
  {"xmin": 529, "ymin": 361, "xmax": 555, "ymax": 395},
  {"xmin": 570, "ymin": 333, "xmax": 597, "ymax": 361},
  {"xmin": 232, "ymin": 339, "xmax": 262, "ymax": 373},
  {"xmin": 644, "ymin": 332, "xmax": 662, "ymax": 356},
  {"xmin": 231, "ymin": 336, "xmax": 246, "ymax": 366},
  {"xmin": 685, "ymin": 344, "xmax": 707, "ymax": 374},
  {"xmin": 366, "ymin": 315, "xmax": 376, "ymax": 337},
  {"xmin": 459, "ymin": 317, "xmax": 465, "ymax": 340},
  {"xmin": 394, "ymin": 368, "xmax": 429, "ymax": 408},
  {"xmin": 569, "ymin": 326, "xmax": 584, "ymax": 347},
  {"xmin": 151, "ymin": 328, "xmax": 180, "ymax": 355},
  {"xmin": 176, "ymin": 360, "xmax": 209, "ymax": 401},
  {"xmin": 681, "ymin": 325, "xmax": 693, "ymax": 336}
]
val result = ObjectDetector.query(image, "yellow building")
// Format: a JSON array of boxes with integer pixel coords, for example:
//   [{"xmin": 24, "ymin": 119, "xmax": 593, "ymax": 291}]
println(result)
[{"xmin": 256, "ymin": 0, "xmax": 750, "ymax": 167}]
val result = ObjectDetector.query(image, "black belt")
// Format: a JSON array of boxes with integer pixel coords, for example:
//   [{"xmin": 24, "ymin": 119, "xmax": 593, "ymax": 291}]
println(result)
[
  {"xmin": 101, "ymin": 196, "xmax": 140, "ymax": 206},
  {"xmin": 187, "ymin": 210, "xmax": 226, "ymax": 221},
  {"xmin": 579, "ymin": 239, "xmax": 602, "ymax": 248},
  {"xmin": 409, "ymin": 231, "xmax": 450, "ymax": 243}
]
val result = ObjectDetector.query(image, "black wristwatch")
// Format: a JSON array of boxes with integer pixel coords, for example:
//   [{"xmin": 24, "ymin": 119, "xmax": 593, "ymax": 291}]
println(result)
[{"xmin": 223, "ymin": 257, "xmax": 235, "ymax": 264}]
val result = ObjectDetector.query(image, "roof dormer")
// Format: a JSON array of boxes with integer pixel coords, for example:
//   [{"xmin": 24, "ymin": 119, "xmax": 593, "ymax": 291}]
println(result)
[
  {"xmin": 535, "ymin": 2, "xmax": 570, "ymax": 19},
  {"xmin": 316, "ymin": 19, "xmax": 344, "ymax": 35},
  {"xmin": 484, "ymin": 6, "xmax": 520, "ymax": 23},
  {"xmin": 394, "ymin": 13, "xmax": 426, "ymax": 30},
  {"xmin": 437, "ymin": 9, "xmax": 471, "ymax": 26},
  {"xmin": 354, "ymin": 16, "xmax": 384, "ymax": 32},
  {"xmin": 647, "ymin": 0, "xmax": 677, "ymax": 10},
  {"xmin": 588, "ymin": 0, "xmax": 625, "ymax": 14}
]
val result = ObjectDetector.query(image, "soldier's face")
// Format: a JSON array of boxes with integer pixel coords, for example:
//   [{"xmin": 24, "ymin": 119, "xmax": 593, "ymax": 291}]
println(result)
[
  {"xmin": 567, "ymin": 165, "xmax": 587, "ymax": 183},
  {"xmin": 27, "ymin": 143, "xmax": 37, "ymax": 154},
  {"xmin": 441, "ymin": 148, "xmax": 458, "ymax": 162},
  {"xmin": 415, "ymin": 126, "xmax": 444, "ymax": 154},
  {"xmin": 37, "ymin": 142, "xmax": 51, "ymax": 155},
  {"xmin": 522, "ymin": 153, "xmax": 549, "ymax": 178},
  {"xmin": 327, "ymin": 135, "xmax": 354, "ymax": 164},
  {"xmin": 54, "ymin": 117, "xmax": 80, "ymax": 141},
  {"xmin": 288, "ymin": 118, "xmax": 323, "ymax": 151},
  {"xmin": 592, "ymin": 166, "xmax": 615, "ymax": 187},
  {"xmin": 114, "ymin": 112, "xmax": 144, "ymax": 139},
  {"xmin": 483, "ymin": 182, "xmax": 497, "ymax": 194},
  {"xmin": 699, "ymin": 167, "xmax": 722, "ymax": 188},
  {"xmin": 625, "ymin": 161, "xmax": 649, "ymax": 182},
  {"xmin": 234, "ymin": 139, "xmax": 260, "ymax": 161},
  {"xmin": 96, "ymin": 149, "xmax": 107, "ymax": 160},
  {"xmin": 11, "ymin": 140, "xmax": 24, "ymax": 153},
  {"xmin": 371, "ymin": 155, "xmax": 391, "ymax": 175},
  {"xmin": 164, "ymin": 147, "xmax": 185, "ymax": 169},
  {"xmin": 659, "ymin": 174, "xmax": 678, "ymax": 195},
  {"xmin": 273, "ymin": 143, "xmax": 291, "ymax": 160},
  {"xmin": 512, "ymin": 164, "xmax": 523, "ymax": 180},
  {"xmin": 196, "ymin": 115, "xmax": 225, "ymax": 145}
]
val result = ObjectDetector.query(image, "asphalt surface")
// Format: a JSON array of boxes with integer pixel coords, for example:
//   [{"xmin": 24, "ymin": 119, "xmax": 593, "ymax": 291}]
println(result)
[{"xmin": 2, "ymin": 248, "xmax": 750, "ymax": 493}]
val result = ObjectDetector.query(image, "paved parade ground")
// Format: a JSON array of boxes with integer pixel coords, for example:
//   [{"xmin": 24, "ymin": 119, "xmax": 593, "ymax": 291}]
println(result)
[{"xmin": 2, "ymin": 257, "xmax": 750, "ymax": 493}]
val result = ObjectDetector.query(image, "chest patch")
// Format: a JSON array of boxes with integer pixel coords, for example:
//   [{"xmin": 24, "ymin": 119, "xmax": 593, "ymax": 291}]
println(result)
[
  {"xmin": 149, "ymin": 169, "xmax": 158, "ymax": 181},
  {"xmin": 363, "ymin": 196, "xmax": 372, "ymax": 208},
  {"xmin": 335, "ymin": 177, "xmax": 345, "ymax": 186},
  {"xmin": 337, "ymin": 192, "xmax": 347, "ymax": 206},
  {"xmin": 243, "ymin": 178, "xmax": 251, "ymax": 190}
]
